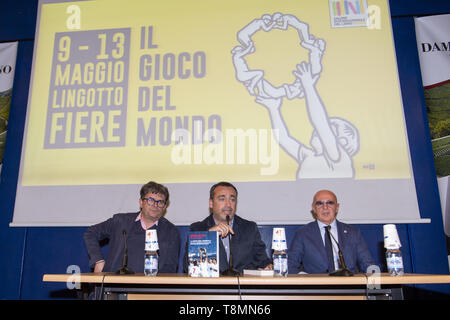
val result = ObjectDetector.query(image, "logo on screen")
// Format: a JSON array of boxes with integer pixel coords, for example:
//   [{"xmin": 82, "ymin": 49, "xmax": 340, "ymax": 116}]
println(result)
[{"xmin": 329, "ymin": 0, "xmax": 369, "ymax": 28}]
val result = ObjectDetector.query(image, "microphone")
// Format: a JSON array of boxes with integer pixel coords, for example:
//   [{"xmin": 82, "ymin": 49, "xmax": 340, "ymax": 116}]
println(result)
[
  {"xmin": 221, "ymin": 215, "xmax": 240, "ymax": 276},
  {"xmin": 116, "ymin": 230, "xmax": 135, "ymax": 275},
  {"xmin": 327, "ymin": 228, "xmax": 353, "ymax": 277}
]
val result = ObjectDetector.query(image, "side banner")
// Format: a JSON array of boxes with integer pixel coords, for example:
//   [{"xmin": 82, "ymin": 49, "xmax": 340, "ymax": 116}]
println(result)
[
  {"xmin": 0, "ymin": 42, "xmax": 18, "ymax": 177},
  {"xmin": 414, "ymin": 14, "xmax": 450, "ymax": 260}
]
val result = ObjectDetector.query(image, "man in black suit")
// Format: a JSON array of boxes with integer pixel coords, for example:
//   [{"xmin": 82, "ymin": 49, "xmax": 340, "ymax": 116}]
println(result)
[
  {"xmin": 184, "ymin": 182, "xmax": 272, "ymax": 274},
  {"xmin": 84, "ymin": 181, "xmax": 180, "ymax": 273}
]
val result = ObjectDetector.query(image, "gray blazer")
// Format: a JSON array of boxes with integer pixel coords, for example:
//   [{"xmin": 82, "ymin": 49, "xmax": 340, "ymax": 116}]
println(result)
[{"xmin": 288, "ymin": 220, "xmax": 375, "ymax": 274}]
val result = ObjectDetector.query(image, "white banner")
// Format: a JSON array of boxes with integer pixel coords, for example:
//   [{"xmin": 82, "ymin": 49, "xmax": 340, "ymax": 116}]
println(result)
[
  {"xmin": 12, "ymin": 0, "xmax": 424, "ymax": 226},
  {"xmin": 415, "ymin": 14, "xmax": 450, "ymax": 88},
  {"xmin": 0, "ymin": 42, "xmax": 18, "ymax": 176},
  {"xmin": 415, "ymin": 14, "xmax": 450, "ymax": 238}
]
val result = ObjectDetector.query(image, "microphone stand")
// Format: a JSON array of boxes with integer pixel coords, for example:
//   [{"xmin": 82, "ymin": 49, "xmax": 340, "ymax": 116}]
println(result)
[
  {"xmin": 116, "ymin": 230, "xmax": 135, "ymax": 275},
  {"xmin": 328, "ymin": 229, "xmax": 353, "ymax": 277},
  {"xmin": 221, "ymin": 215, "xmax": 240, "ymax": 276}
]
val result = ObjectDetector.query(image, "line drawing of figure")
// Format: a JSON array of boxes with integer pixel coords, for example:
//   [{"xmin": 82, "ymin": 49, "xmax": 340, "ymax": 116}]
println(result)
[
  {"xmin": 272, "ymin": 12, "xmax": 313, "ymax": 44},
  {"xmin": 237, "ymin": 14, "xmax": 275, "ymax": 53},
  {"xmin": 255, "ymin": 62, "xmax": 359, "ymax": 179},
  {"xmin": 231, "ymin": 45, "xmax": 265, "ymax": 95},
  {"xmin": 258, "ymin": 78, "xmax": 305, "ymax": 100},
  {"xmin": 232, "ymin": 13, "xmax": 322, "ymax": 101},
  {"xmin": 232, "ymin": 13, "xmax": 359, "ymax": 179},
  {"xmin": 300, "ymin": 36, "xmax": 326, "ymax": 75}
]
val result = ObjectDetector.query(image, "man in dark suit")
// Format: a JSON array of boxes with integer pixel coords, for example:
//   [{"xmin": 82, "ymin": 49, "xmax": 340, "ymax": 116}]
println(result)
[
  {"xmin": 184, "ymin": 182, "xmax": 272, "ymax": 274},
  {"xmin": 288, "ymin": 190, "xmax": 374, "ymax": 274},
  {"xmin": 84, "ymin": 181, "xmax": 180, "ymax": 273}
]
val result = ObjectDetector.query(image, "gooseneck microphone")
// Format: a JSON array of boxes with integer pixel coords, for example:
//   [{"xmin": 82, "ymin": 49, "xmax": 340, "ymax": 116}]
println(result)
[
  {"xmin": 327, "ymin": 227, "xmax": 353, "ymax": 277},
  {"xmin": 116, "ymin": 230, "xmax": 135, "ymax": 275},
  {"xmin": 221, "ymin": 215, "xmax": 240, "ymax": 276}
]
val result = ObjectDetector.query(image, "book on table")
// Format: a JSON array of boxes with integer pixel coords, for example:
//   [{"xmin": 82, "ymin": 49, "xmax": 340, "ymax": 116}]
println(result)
[{"xmin": 187, "ymin": 231, "xmax": 219, "ymax": 277}]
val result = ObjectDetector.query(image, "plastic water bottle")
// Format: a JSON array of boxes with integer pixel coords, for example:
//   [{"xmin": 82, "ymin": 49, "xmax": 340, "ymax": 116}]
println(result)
[
  {"xmin": 273, "ymin": 250, "xmax": 288, "ymax": 277},
  {"xmin": 144, "ymin": 250, "xmax": 158, "ymax": 276},
  {"xmin": 386, "ymin": 248, "xmax": 404, "ymax": 276}
]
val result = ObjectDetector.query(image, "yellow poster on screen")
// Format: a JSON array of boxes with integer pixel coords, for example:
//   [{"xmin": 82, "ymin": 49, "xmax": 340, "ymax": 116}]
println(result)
[{"xmin": 22, "ymin": 0, "xmax": 410, "ymax": 186}]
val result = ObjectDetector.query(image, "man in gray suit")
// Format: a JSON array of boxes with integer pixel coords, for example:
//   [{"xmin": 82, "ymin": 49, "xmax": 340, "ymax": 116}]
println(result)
[
  {"xmin": 184, "ymin": 182, "xmax": 272, "ymax": 274},
  {"xmin": 288, "ymin": 190, "xmax": 374, "ymax": 274}
]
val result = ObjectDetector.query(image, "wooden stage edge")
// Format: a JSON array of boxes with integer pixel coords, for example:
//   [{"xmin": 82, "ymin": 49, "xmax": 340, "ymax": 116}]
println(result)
[{"xmin": 43, "ymin": 272, "xmax": 450, "ymax": 285}]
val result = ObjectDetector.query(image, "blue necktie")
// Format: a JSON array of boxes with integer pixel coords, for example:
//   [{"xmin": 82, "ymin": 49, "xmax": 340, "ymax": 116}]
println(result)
[{"xmin": 324, "ymin": 225, "xmax": 335, "ymax": 272}]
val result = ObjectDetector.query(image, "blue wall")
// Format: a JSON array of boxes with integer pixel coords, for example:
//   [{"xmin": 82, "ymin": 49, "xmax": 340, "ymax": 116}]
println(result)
[{"xmin": 1, "ymin": 0, "xmax": 449, "ymax": 299}]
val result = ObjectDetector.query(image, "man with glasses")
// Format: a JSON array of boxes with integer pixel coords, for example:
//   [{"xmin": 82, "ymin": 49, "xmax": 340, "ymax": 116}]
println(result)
[
  {"xmin": 183, "ymin": 181, "xmax": 272, "ymax": 274},
  {"xmin": 84, "ymin": 181, "xmax": 180, "ymax": 273},
  {"xmin": 288, "ymin": 189, "xmax": 374, "ymax": 274}
]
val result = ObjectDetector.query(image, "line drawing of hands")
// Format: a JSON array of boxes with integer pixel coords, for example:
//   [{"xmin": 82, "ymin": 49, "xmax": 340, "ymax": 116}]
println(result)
[
  {"xmin": 255, "ymin": 95, "xmax": 282, "ymax": 112},
  {"xmin": 293, "ymin": 61, "xmax": 320, "ymax": 88}
]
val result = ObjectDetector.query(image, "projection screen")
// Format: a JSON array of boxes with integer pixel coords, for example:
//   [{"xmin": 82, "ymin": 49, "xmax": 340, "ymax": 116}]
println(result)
[{"xmin": 11, "ymin": 0, "xmax": 428, "ymax": 226}]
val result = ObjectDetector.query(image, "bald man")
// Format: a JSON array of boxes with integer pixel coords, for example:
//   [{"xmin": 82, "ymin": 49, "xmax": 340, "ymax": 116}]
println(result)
[{"xmin": 287, "ymin": 190, "xmax": 374, "ymax": 274}]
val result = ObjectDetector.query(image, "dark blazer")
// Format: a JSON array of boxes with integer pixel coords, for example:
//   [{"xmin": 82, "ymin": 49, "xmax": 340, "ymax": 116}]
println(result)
[
  {"xmin": 84, "ymin": 212, "xmax": 180, "ymax": 273},
  {"xmin": 183, "ymin": 215, "xmax": 272, "ymax": 273},
  {"xmin": 287, "ymin": 220, "xmax": 374, "ymax": 274}
]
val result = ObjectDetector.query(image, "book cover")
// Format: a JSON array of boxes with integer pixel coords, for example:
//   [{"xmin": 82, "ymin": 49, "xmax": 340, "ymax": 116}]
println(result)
[{"xmin": 187, "ymin": 231, "xmax": 219, "ymax": 277}]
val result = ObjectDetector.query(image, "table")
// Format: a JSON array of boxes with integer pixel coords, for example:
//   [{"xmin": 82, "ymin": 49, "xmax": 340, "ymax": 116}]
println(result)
[{"xmin": 43, "ymin": 273, "xmax": 450, "ymax": 300}]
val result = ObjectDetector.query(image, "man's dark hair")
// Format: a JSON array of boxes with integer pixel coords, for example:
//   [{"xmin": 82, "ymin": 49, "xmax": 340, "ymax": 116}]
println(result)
[
  {"xmin": 140, "ymin": 181, "xmax": 169, "ymax": 202},
  {"xmin": 209, "ymin": 181, "xmax": 238, "ymax": 199}
]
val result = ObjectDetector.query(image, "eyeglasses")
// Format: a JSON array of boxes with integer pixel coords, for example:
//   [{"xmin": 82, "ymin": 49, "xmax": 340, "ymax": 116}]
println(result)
[
  {"xmin": 142, "ymin": 197, "xmax": 166, "ymax": 208},
  {"xmin": 314, "ymin": 200, "xmax": 336, "ymax": 207}
]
